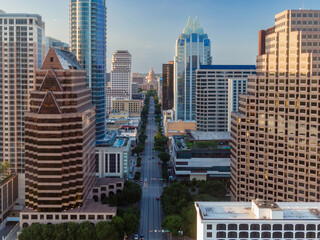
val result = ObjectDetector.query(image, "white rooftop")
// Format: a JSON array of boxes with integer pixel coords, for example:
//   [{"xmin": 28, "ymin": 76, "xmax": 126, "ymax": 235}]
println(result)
[
  {"xmin": 190, "ymin": 131, "xmax": 230, "ymax": 141},
  {"xmin": 195, "ymin": 201, "xmax": 320, "ymax": 220}
]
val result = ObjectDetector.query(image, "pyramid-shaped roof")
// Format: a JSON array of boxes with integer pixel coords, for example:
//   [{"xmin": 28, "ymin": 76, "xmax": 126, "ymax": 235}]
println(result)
[
  {"xmin": 39, "ymin": 69, "xmax": 63, "ymax": 91},
  {"xmin": 38, "ymin": 92, "xmax": 62, "ymax": 114}
]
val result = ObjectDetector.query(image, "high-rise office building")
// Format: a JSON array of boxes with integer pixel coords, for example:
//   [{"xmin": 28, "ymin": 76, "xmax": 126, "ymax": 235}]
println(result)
[
  {"xmin": 25, "ymin": 48, "xmax": 96, "ymax": 212},
  {"xmin": 0, "ymin": 10, "xmax": 45, "ymax": 173},
  {"xmin": 162, "ymin": 61, "xmax": 174, "ymax": 110},
  {"xmin": 195, "ymin": 65, "xmax": 256, "ymax": 132},
  {"xmin": 69, "ymin": 0, "xmax": 106, "ymax": 140},
  {"xmin": 174, "ymin": 17, "xmax": 211, "ymax": 121},
  {"xmin": 110, "ymin": 50, "xmax": 132, "ymax": 99},
  {"xmin": 231, "ymin": 10, "xmax": 320, "ymax": 202}
]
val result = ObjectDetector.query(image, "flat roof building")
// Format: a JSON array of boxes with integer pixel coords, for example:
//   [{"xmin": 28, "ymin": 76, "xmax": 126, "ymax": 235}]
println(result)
[
  {"xmin": 195, "ymin": 200, "xmax": 320, "ymax": 240},
  {"xmin": 196, "ymin": 65, "xmax": 256, "ymax": 132}
]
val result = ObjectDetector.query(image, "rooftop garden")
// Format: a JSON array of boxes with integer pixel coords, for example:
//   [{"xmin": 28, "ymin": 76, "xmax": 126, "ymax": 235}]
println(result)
[{"xmin": 175, "ymin": 137, "xmax": 229, "ymax": 151}]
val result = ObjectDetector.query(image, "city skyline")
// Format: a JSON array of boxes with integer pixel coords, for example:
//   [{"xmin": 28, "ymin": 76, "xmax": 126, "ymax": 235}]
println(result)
[{"xmin": 1, "ymin": 0, "xmax": 320, "ymax": 73}]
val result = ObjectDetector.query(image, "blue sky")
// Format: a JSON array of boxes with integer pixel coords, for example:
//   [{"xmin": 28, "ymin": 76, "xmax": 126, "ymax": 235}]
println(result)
[{"xmin": 1, "ymin": 0, "xmax": 320, "ymax": 73}]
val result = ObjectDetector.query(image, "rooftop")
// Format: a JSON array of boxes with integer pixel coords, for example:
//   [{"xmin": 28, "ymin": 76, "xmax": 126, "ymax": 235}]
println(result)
[
  {"xmin": 94, "ymin": 178, "xmax": 124, "ymax": 187},
  {"xmin": 195, "ymin": 200, "xmax": 320, "ymax": 221},
  {"xmin": 199, "ymin": 65, "xmax": 256, "ymax": 70},
  {"xmin": 188, "ymin": 131, "xmax": 230, "ymax": 141},
  {"xmin": 22, "ymin": 200, "xmax": 116, "ymax": 214}
]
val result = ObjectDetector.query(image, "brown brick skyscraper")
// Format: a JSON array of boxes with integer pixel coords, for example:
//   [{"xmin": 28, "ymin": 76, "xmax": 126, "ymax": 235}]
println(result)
[
  {"xmin": 231, "ymin": 10, "xmax": 320, "ymax": 202},
  {"xmin": 25, "ymin": 48, "xmax": 96, "ymax": 212}
]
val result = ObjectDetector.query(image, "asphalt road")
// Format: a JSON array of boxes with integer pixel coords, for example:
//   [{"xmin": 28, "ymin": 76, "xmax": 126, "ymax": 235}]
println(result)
[{"xmin": 139, "ymin": 98, "xmax": 168, "ymax": 240}]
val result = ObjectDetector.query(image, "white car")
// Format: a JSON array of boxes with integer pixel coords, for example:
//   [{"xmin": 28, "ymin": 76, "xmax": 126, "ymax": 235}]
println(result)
[{"xmin": 134, "ymin": 234, "xmax": 139, "ymax": 240}]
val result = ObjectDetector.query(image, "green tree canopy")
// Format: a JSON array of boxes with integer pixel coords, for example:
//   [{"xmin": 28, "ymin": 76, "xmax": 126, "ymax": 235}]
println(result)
[
  {"xmin": 198, "ymin": 181, "xmax": 226, "ymax": 199},
  {"xmin": 161, "ymin": 215, "xmax": 185, "ymax": 236}
]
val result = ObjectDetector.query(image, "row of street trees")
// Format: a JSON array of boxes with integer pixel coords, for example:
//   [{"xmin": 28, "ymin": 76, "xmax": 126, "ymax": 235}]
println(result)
[
  {"xmin": 160, "ymin": 180, "xmax": 227, "ymax": 237},
  {"xmin": 19, "ymin": 207, "xmax": 140, "ymax": 240}
]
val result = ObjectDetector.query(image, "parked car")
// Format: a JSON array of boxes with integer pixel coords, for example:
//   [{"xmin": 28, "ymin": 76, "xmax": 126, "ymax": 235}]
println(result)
[
  {"xmin": 158, "ymin": 161, "xmax": 161, "ymax": 165},
  {"xmin": 156, "ymin": 196, "xmax": 160, "ymax": 201},
  {"xmin": 139, "ymin": 233, "xmax": 144, "ymax": 240},
  {"xmin": 134, "ymin": 234, "xmax": 139, "ymax": 240}
]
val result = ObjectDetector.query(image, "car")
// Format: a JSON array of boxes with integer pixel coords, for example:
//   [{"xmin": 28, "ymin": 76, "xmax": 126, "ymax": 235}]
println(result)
[
  {"xmin": 158, "ymin": 161, "xmax": 161, "ymax": 165},
  {"xmin": 156, "ymin": 196, "xmax": 160, "ymax": 201},
  {"xmin": 144, "ymin": 178, "xmax": 147, "ymax": 182},
  {"xmin": 139, "ymin": 179, "xmax": 143, "ymax": 182},
  {"xmin": 134, "ymin": 234, "xmax": 139, "ymax": 240},
  {"xmin": 139, "ymin": 233, "xmax": 144, "ymax": 240}
]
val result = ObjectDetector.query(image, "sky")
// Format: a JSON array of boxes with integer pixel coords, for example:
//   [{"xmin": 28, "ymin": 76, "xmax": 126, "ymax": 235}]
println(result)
[{"xmin": 1, "ymin": 0, "xmax": 320, "ymax": 73}]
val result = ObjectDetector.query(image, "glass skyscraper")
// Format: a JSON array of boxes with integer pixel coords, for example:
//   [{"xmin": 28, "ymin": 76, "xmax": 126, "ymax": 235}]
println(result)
[
  {"xmin": 70, "ymin": 0, "xmax": 106, "ymax": 140},
  {"xmin": 174, "ymin": 17, "xmax": 211, "ymax": 121}
]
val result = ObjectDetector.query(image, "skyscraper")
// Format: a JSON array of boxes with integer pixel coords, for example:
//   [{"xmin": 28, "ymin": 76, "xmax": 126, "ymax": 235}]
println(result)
[
  {"xmin": 231, "ymin": 10, "xmax": 320, "ymax": 202},
  {"xmin": 69, "ymin": 0, "xmax": 106, "ymax": 140},
  {"xmin": 25, "ymin": 48, "xmax": 96, "ymax": 212},
  {"xmin": 174, "ymin": 17, "xmax": 211, "ymax": 121},
  {"xmin": 162, "ymin": 61, "xmax": 174, "ymax": 110},
  {"xmin": 0, "ymin": 10, "xmax": 45, "ymax": 173},
  {"xmin": 110, "ymin": 50, "xmax": 132, "ymax": 99},
  {"xmin": 195, "ymin": 65, "xmax": 256, "ymax": 132}
]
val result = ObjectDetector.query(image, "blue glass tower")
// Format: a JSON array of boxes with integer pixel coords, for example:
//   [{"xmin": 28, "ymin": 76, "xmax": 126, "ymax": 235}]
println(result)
[
  {"xmin": 174, "ymin": 17, "xmax": 211, "ymax": 121},
  {"xmin": 70, "ymin": 0, "xmax": 106, "ymax": 140}
]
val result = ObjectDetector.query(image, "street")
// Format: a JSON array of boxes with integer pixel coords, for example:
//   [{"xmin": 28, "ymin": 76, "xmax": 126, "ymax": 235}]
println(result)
[{"xmin": 139, "ymin": 97, "xmax": 168, "ymax": 240}]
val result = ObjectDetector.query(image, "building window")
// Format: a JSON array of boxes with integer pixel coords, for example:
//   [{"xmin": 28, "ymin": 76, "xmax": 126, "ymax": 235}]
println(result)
[
  {"xmin": 307, "ymin": 224, "xmax": 315, "ymax": 230},
  {"xmin": 250, "ymin": 232, "xmax": 259, "ymax": 238},
  {"xmin": 250, "ymin": 224, "xmax": 260, "ymax": 230},
  {"xmin": 110, "ymin": 154, "xmax": 116, "ymax": 173},
  {"xmin": 295, "ymin": 232, "xmax": 304, "ymax": 238},
  {"xmin": 228, "ymin": 224, "xmax": 237, "ymax": 230},
  {"xmin": 295, "ymin": 224, "xmax": 304, "ymax": 231},
  {"xmin": 206, "ymin": 232, "xmax": 212, "ymax": 238},
  {"xmin": 207, "ymin": 224, "xmax": 212, "ymax": 230},
  {"xmin": 117, "ymin": 154, "xmax": 120, "ymax": 173},
  {"xmin": 273, "ymin": 224, "xmax": 282, "ymax": 230},
  {"xmin": 228, "ymin": 232, "xmax": 237, "ymax": 238},
  {"xmin": 216, "ymin": 224, "xmax": 226, "ymax": 230},
  {"xmin": 306, "ymin": 232, "xmax": 315, "ymax": 238},
  {"xmin": 239, "ymin": 224, "xmax": 248, "ymax": 230},
  {"xmin": 216, "ymin": 232, "xmax": 225, "ymax": 238},
  {"xmin": 239, "ymin": 232, "xmax": 248, "ymax": 238},
  {"xmin": 284, "ymin": 224, "xmax": 293, "ymax": 230},
  {"xmin": 284, "ymin": 232, "xmax": 293, "ymax": 238},
  {"xmin": 262, "ymin": 224, "xmax": 271, "ymax": 230}
]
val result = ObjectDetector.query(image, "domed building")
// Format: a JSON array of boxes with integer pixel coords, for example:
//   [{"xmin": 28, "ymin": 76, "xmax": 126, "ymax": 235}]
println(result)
[{"xmin": 148, "ymin": 67, "xmax": 155, "ymax": 82}]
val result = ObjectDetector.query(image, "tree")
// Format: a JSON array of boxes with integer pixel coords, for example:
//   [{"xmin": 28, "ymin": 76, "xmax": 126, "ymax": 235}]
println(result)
[
  {"xmin": 76, "ymin": 221, "xmax": 96, "ymax": 240},
  {"xmin": 111, "ymin": 216, "xmax": 125, "ymax": 237},
  {"xmin": 122, "ymin": 181, "xmax": 142, "ymax": 204},
  {"xmin": 95, "ymin": 221, "xmax": 119, "ymax": 240},
  {"xmin": 158, "ymin": 152, "xmax": 170, "ymax": 162},
  {"xmin": 66, "ymin": 222, "xmax": 78, "ymax": 240},
  {"xmin": 198, "ymin": 181, "xmax": 226, "ymax": 199},
  {"xmin": 134, "ymin": 171, "xmax": 141, "ymax": 180},
  {"xmin": 54, "ymin": 223, "xmax": 68, "ymax": 240},
  {"xmin": 122, "ymin": 213, "xmax": 139, "ymax": 236},
  {"xmin": 161, "ymin": 182, "xmax": 191, "ymax": 215},
  {"xmin": 161, "ymin": 215, "xmax": 185, "ymax": 236}
]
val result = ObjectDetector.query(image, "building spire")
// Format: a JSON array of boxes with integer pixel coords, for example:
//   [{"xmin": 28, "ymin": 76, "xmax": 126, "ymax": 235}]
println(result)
[
  {"xmin": 183, "ymin": 16, "xmax": 193, "ymax": 34},
  {"xmin": 193, "ymin": 16, "xmax": 204, "ymax": 34}
]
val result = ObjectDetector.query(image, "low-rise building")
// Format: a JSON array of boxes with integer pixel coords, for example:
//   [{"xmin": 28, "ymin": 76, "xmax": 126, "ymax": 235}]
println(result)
[
  {"xmin": 21, "ymin": 200, "xmax": 116, "ymax": 228},
  {"xmin": 171, "ymin": 131, "xmax": 230, "ymax": 181},
  {"xmin": 195, "ymin": 199, "xmax": 320, "ymax": 240},
  {"xmin": 92, "ymin": 178, "xmax": 124, "ymax": 202},
  {"xmin": 163, "ymin": 110, "xmax": 196, "ymax": 137},
  {"xmin": 0, "ymin": 174, "xmax": 18, "ymax": 222},
  {"xmin": 96, "ymin": 134, "xmax": 131, "ymax": 178},
  {"xmin": 112, "ymin": 99, "xmax": 142, "ymax": 117}
]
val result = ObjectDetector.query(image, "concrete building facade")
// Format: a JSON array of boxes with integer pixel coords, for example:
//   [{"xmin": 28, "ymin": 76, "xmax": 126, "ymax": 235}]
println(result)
[
  {"xmin": 195, "ymin": 65, "xmax": 256, "ymax": 132},
  {"xmin": 110, "ymin": 50, "xmax": 132, "ymax": 99},
  {"xmin": 112, "ymin": 99, "xmax": 142, "ymax": 117},
  {"xmin": 0, "ymin": 11, "xmax": 45, "ymax": 173},
  {"xmin": 95, "ymin": 135, "xmax": 130, "ymax": 178},
  {"xmin": 195, "ymin": 199, "xmax": 320, "ymax": 240},
  {"xmin": 231, "ymin": 10, "xmax": 320, "ymax": 202}
]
